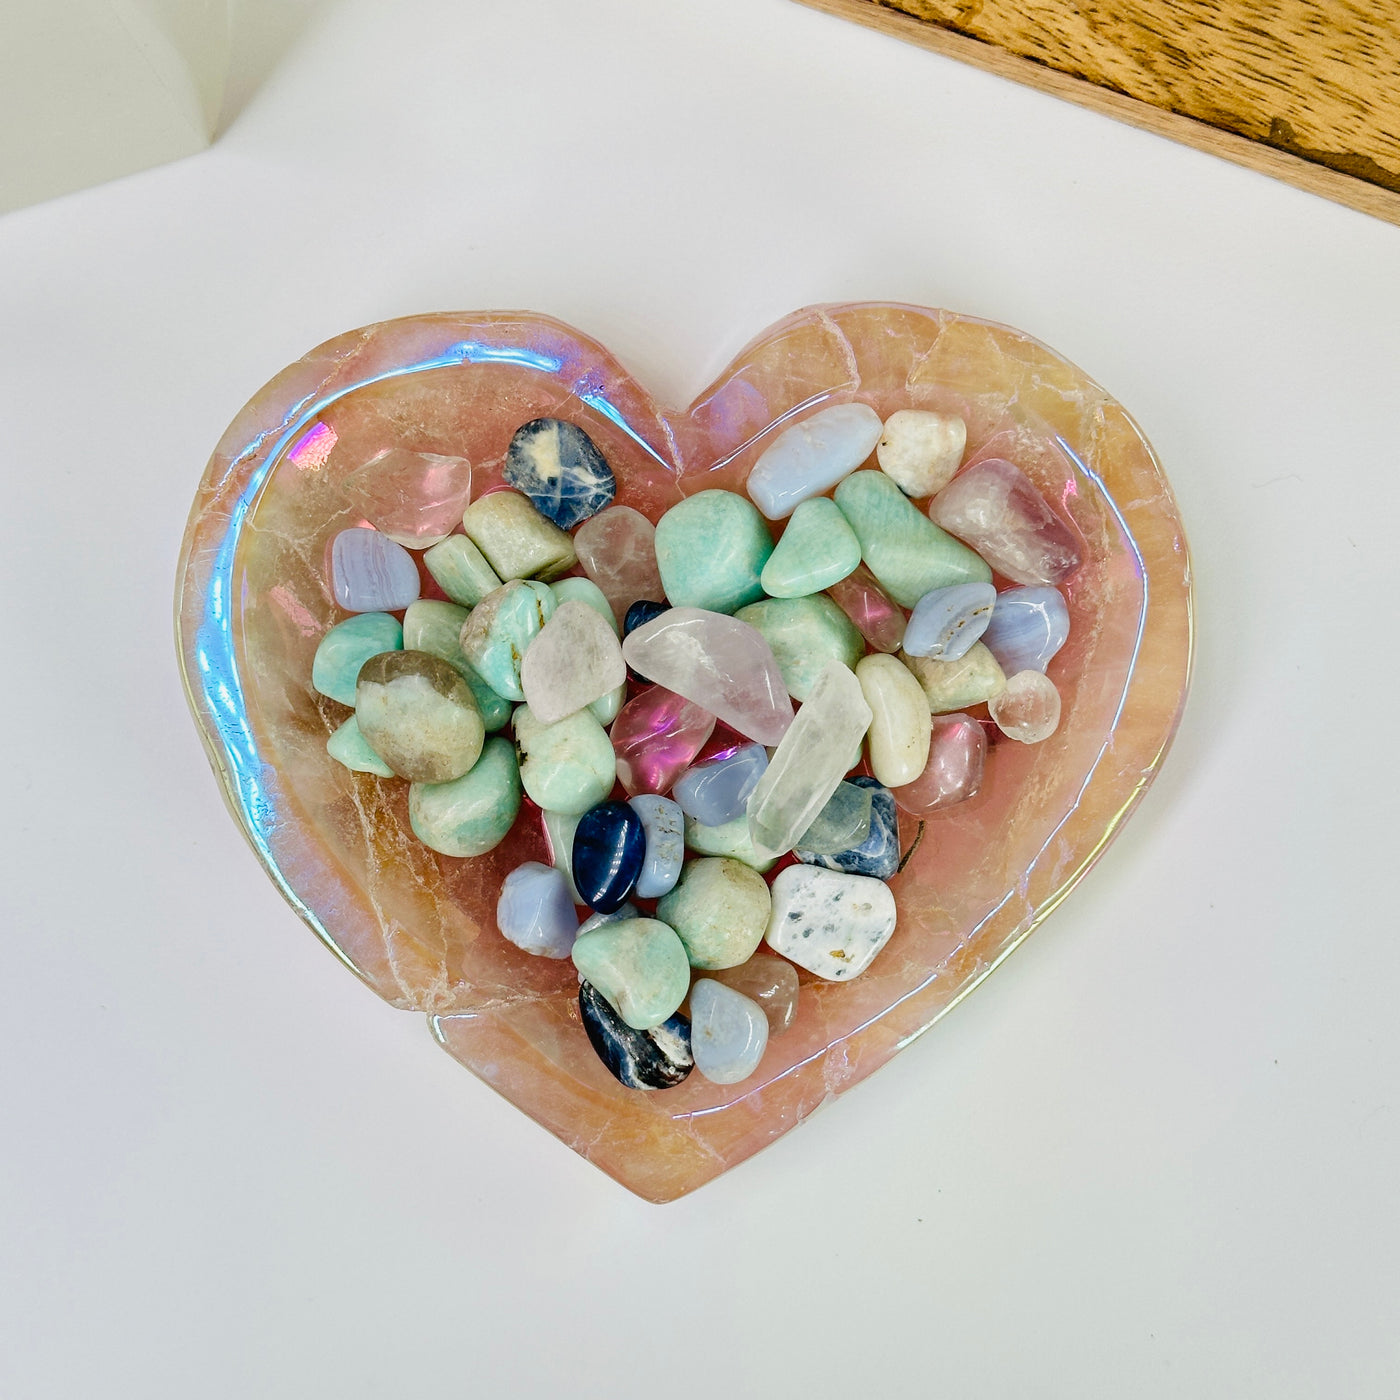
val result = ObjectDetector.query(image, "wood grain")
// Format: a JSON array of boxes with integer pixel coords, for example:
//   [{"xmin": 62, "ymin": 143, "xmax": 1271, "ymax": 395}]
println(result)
[{"xmin": 794, "ymin": 0, "xmax": 1400, "ymax": 226}]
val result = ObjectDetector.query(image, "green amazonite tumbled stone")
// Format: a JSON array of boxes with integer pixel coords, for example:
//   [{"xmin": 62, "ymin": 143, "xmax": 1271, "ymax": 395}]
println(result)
[
  {"xmin": 759, "ymin": 497, "xmax": 862, "ymax": 599},
  {"xmin": 551, "ymin": 576, "xmax": 619, "ymax": 634},
  {"xmin": 355, "ymin": 650, "xmax": 485, "ymax": 783},
  {"xmin": 513, "ymin": 703, "xmax": 616, "ymax": 816},
  {"xmin": 408, "ymin": 737, "xmax": 522, "ymax": 857},
  {"xmin": 458, "ymin": 579, "xmax": 555, "ymax": 702},
  {"xmin": 311, "ymin": 612, "xmax": 402, "ymax": 706},
  {"xmin": 682, "ymin": 814, "xmax": 777, "ymax": 873},
  {"xmin": 326, "ymin": 715, "xmax": 395, "ymax": 777},
  {"xmin": 571, "ymin": 918, "xmax": 692, "ymax": 1030},
  {"xmin": 834, "ymin": 470, "xmax": 992, "ymax": 607},
  {"xmin": 656, "ymin": 857, "xmax": 771, "ymax": 970},
  {"xmin": 735, "ymin": 595, "xmax": 864, "ymax": 702},
  {"xmin": 462, "ymin": 489, "xmax": 576, "ymax": 581},
  {"xmin": 588, "ymin": 681, "xmax": 626, "ymax": 727},
  {"xmin": 402, "ymin": 599, "xmax": 511, "ymax": 731},
  {"xmin": 422, "ymin": 534, "xmax": 503, "ymax": 607},
  {"xmin": 653, "ymin": 490, "xmax": 774, "ymax": 614}
]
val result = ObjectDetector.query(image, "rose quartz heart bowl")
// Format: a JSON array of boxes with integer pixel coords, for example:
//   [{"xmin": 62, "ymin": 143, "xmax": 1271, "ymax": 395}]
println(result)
[{"xmin": 175, "ymin": 303, "xmax": 1193, "ymax": 1201}]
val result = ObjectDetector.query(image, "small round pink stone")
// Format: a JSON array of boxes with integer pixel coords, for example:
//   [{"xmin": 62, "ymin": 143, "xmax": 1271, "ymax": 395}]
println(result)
[
  {"xmin": 574, "ymin": 505, "xmax": 667, "ymax": 621},
  {"xmin": 611, "ymin": 686, "xmax": 717, "ymax": 796},
  {"xmin": 893, "ymin": 712, "xmax": 987, "ymax": 815}
]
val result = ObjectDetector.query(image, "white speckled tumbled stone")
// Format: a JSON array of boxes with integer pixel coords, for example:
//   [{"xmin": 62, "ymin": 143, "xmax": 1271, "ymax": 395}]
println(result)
[
  {"xmin": 496, "ymin": 862, "xmax": 579, "ymax": 959},
  {"xmin": 875, "ymin": 409, "xmax": 966, "ymax": 498},
  {"xmin": 746, "ymin": 402, "xmax": 884, "ymax": 520},
  {"xmin": 520, "ymin": 600, "xmax": 626, "ymax": 725},
  {"xmin": 627, "ymin": 794, "xmax": 685, "ymax": 898},
  {"xmin": 689, "ymin": 979, "xmax": 769, "ymax": 1084},
  {"xmin": 331, "ymin": 527, "xmax": 421, "ymax": 612},
  {"xmin": 765, "ymin": 865, "xmax": 898, "ymax": 981},
  {"xmin": 856, "ymin": 653, "xmax": 932, "ymax": 787}
]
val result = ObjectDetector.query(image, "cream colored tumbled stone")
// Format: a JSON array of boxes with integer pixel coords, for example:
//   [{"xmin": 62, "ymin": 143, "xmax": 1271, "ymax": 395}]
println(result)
[
  {"xmin": 901, "ymin": 642, "xmax": 1006, "ymax": 713},
  {"xmin": 520, "ymin": 600, "xmax": 626, "ymax": 725},
  {"xmin": 876, "ymin": 409, "xmax": 967, "ymax": 498},
  {"xmin": 856, "ymin": 654, "xmax": 932, "ymax": 787},
  {"xmin": 462, "ymin": 489, "xmax": 577, "ymax": 581}
]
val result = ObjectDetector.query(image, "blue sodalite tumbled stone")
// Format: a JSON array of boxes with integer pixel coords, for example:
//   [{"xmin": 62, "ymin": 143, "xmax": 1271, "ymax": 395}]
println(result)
[
  {"xmin": 672, "ymin": 743, "xmax": 769, "ymax": 827},
  {"xmin": 579, "ymin": 981, "xmax": 692, "ymax": 1090},
  {"xmin": 624, "ymin": 599, "xmax": 669, "ymax": 637},
  {"xmin": 796, "ymin": 775, "xmax": 899, "ymax": 879},
  {"xmin": 503, "ymin": 418, "xmax": 616, "ymax": 530},
  {"xmin": 981, "ymin": 586, "xmax": 1070, "ymax": 675},
  {"xmin": 572, "ymin": 800, "xmax": 646, "ymax": 913}
]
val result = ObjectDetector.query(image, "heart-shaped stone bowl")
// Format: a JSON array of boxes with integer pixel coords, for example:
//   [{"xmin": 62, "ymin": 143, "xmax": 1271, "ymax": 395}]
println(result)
[{"xmin": 176, "ymin": 304, "xmax": 1192, "ymax": 1202}]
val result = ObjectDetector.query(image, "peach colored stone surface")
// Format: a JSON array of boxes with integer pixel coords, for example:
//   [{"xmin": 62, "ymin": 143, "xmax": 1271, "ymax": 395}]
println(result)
[{"xmin": 175, "ymin": 305, "xmax": 1193, "ymax": 1202}]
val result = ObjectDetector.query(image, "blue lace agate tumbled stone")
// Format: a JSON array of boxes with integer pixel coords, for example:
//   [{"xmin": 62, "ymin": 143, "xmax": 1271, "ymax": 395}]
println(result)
[
  {"xmin": 572, "ymin": 800, "xmax": 646, "ymax": 912},
  {"xmin": 578, "ymin": 981, "xmax": 692, "ymax": 1090},
  {"xmin": 903, "ymin": 582, "xmax": 997, "ymax": 662},
  {"xmin": 503, "ymin": 417, "xmax": 616, "ymax": 530},
  {"xmin": 796, "ymin": 775, "xmax": 899, "ymax": 879},
  {"xmin": 981, "ymin": 586, "xmax": 1070, "ymax": 675},
  {"xmin": 496, "ymin": 861, "xmax": 579, "ymax": 959},
  {"xmin": 672, "ymin": 743, "xmax": 768, "ymax": 827},
  {"xmin": 330, "ymin": 527, "xmax": 421, "ymax": 612}
]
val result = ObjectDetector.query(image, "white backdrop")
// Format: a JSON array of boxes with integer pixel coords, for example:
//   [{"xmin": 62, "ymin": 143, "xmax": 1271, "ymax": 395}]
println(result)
[{"xmin": 2, "ymin": 2, "xmax": 1398, "ymax": 1395}]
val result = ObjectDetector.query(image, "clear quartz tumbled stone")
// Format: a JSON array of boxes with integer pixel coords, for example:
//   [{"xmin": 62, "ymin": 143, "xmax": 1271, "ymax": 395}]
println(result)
[{"xmin": 342, "ymin": 448, "xmax": 473, "ymax": 548}]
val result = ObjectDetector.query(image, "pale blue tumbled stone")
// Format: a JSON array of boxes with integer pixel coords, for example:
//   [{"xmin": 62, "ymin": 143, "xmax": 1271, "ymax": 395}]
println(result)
[
  {"xmin": 504, "ymin": 418, "xmax": 616, "ymax": 530},
  {"xmin": 312, "ymin": 612, "xmax": 402, "ymax": 706},
  {"xmin": 496, "ymin": 861, "xmax": 580, "ymax": 959},
  {"xmin": 689, "ymin": 979, "xmax": 769, "ymax": 1084},
  {"xmin": 331, "ymin": 527, "xmax": 421, "ymax": 612},
  {"xmin": 578, "ymin": 902, "xmax": 638, "ymax": 937},
  {"xmin": 672, "ymin": 743, "xmax": 768, "ymax": 827},
  {"xmin": 627, "ymin": 794, "xmax": 685, "ymax": 898},
  {"xmin": 746, "ymin": 402, "xmax": 884, "ymax": 520},
  {"xmin": 903, "ymin": 582, "xmax": 997, "ymax": 662},
  {"xmin": 981, "ymin": 586, "xmax": 1070, "ymax": 675}
]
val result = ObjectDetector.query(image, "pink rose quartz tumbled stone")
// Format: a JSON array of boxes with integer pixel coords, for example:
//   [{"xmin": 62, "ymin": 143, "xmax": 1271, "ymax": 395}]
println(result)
[
  {"xmin": 611, "ymin": 686, "xmax": 717, "ymax": 796},
  {"xmin": 574, "ymin": 505, "xmax": 667, "ymax": 622},
  {"xmin": 893, "ymin": 712, "xmax": 987, "ymax": 815}
]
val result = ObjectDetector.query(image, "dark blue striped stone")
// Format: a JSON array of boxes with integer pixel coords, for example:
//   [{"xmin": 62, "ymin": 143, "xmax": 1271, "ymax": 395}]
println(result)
[
  {"xmin": 572, "ymin": 800, "xmax": 646, "ymax": 913},
  {"xmin": 579, "ymin": 981, "xmax": 693, "ymax": 1090},
  {"xmin": 796, "ymin": 774, "xmax": 899, "ymax": 878}
]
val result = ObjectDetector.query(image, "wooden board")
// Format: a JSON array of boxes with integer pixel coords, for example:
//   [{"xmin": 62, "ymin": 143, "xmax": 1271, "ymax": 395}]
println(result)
[{"xmin": 794, "ymin": 0, "xmax": 1400, "ymax": 227}]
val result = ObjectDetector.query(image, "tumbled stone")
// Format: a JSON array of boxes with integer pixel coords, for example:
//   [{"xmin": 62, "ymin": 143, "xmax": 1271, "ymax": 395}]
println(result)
[
  {"xmin": 746, "ymin": 661, "xmax": 873, "ymax": 859},
  {"xmin": 653, "ymin": 490, "xmax": 773, "ymax": 614},
  {"xmin": 734, "ymin": 595, "xmax": 864, "ymax": 703},
  {"xmin": 330, "ymin": 527, "xmax": 421, "ymax": 612},
  {"xmin": 503, "ymin": 417, "xmax": 615, "ymax": 529},
  {"xmin": 683, "ymin": 814, "xmax": 778, "ymax": 873},
  {"xmin": 856, "ymin": 653, "xmax": 932, "ymax": 787},
  {"xmin": 312, "ymin": 611, "xmax": 402, "ymax": 706},
  {"xmin": 875, "ymin": 409, "xmax": 966, "ymax": 498},
  {"xmin": 759, "ymin": 496, "xmax": 862, "ymax": 598},
  {"xmin": 496, "ymin": 861, "xmax": 579, "ymax": 959},
  {"xmin": 422, "ymin": 534, "xmax": 502, "ymax": 607},
  {"xmin": 627, "ymin": 794, "xmax": 685, "ymax": 898},
  {"xmin": 657, "ymin": 857, "xmax": 771, "ymax": 970},
  {"xmin": 746, "ymin": 402, "xmax": 884, "ymax": 519},
  {"xmin": 799, "ymin": 775, "xmax": 899, "ymax": 878},
  {"xmin": 611, "ymin": 686, "xmax": 716, "ymax": 796},
  {"xmin": 622, "ymin": 608, "xmax": 793, "ymax": 744},
  {"xmin": 981, "ymin": 586, "xmax": 1070, "ymax": 675},
  {"xmin": 826, "ymin": 563, "xmax": 907, "ymax": 654},
  {"xmin": 764, "ymin": 865, "xmax": 897, "ymax": 981},
  {"xmin": 326, "ymin": 715, "xmax": 395, "ymax": 777},
  {"xmin": 572, "ymin": 800, "xmax": 646, "ymax": 914},
  {"xmin": 903, "ymin": 582, "xmax": 997, "ymax": 661},
  {"xmin": 588, "ymin": 682, "xmax": 626, "ymax": 727},
  {"xmin": 574, "ymin": 505, "xmax": 666, "ymax": 621},
  {"xmin": 710, "ymin": 955, "xmax": 800, "ymax": 1036},
  {"xmin": 929, "ymin": 457, "xmax": 1083, "ymax": 585},
  {"xmin": 989, "ymin": 670, "xmax": 1062, "ymax": 743},
  {"xmin": 514, "ymin": 703, "xmax": 617, "ymax": 815},
  {"xmin": 458, "ymin": 579, "xmax": 556, "ymax": 702},
  {"xmin": 834, "ymin": 470, "xmax": 991, "ymax": 607},
  {"xmin": 894, "ymin": 713, "xmax": 987, "ymax": 814},
  {"xmin": 623, "ymin": 599, "xmax": 668, "ymax": 637},
  {"xmin": 795, "ymin": 780, "xmax": 873, "ymax": 855},
  {"xmin": 571, "ymin": 917, "xmax": 692, "ymax": 1030},
  {"xmin": 578, "ymin": 981, "xmax": 692, "ymax": 1091},
  {"xmin": 462, "ymin": 489, "xmax": 576, "ymax": 581},
  {"xmin": 342, "ymin": 448, "xmax": 473, "ymax": 548},
  {"xmin": 542, "ymin": 807, "xmax": 584, "ymax": 903},
  {"xmin": 551, "ymin": 576, "xmax": 619, "ymax": 634},
  {"xmin": 672, "ymin": 743, "xmax": 768, "ymax": 827},
  {"xmin": 578, "ymin": 903, "xmax": 638, "ymax": 937},
  {"xmin": 355, "ymin": 650, "xmax": 484, "ymax": 783},
  {"xmin": 689, "ymin": 979, "xmax": 769, "ymax": 1084},
  {"xmin": 902, "ymin": 642, "xmax": 1006, "ymax": 713},
  {"xmin": 408, "ymin": 736, "xmax": 522, "ymax": 856},
  {"xmin": 520, "ymin": 600, "xmax": 626, "ymax": 725},
  {"xmin": 402, "ymin": 600, "xmax": 511, "ymax": 732}
]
